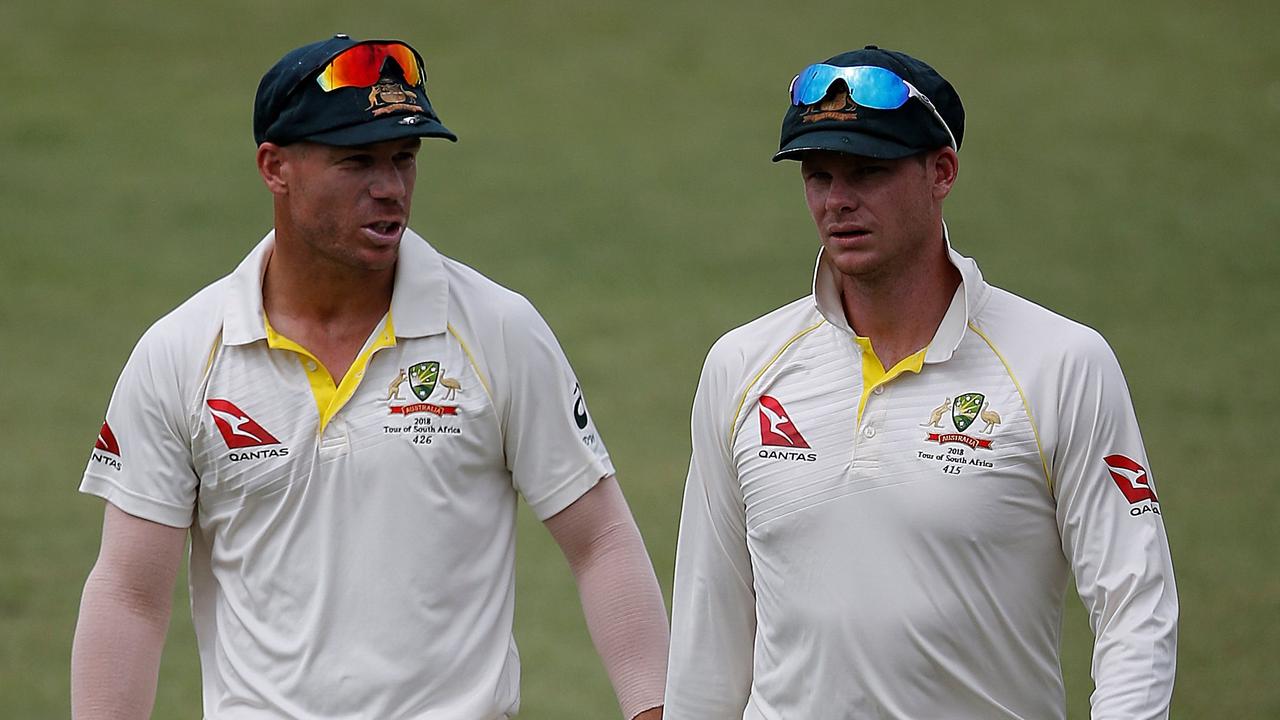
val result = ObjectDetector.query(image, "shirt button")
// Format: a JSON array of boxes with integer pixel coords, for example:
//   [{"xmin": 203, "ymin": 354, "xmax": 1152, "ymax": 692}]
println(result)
[
  {"xmin": 305, "ymin": 360, "xmax": 318, "ymax": 372},
  {"xmin": 873, "ymin": 385, "xmax": 885, "ymax": 395},
  {"xmin": 863, "ymin": 426, "xmax": 876, "ymax": 439}
]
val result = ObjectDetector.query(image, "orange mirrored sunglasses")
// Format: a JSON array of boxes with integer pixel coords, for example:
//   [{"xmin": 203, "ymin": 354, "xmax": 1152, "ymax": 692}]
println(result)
[{"xmin": 314, "ymin": 41, "xmax": 424, "ymax": 91}]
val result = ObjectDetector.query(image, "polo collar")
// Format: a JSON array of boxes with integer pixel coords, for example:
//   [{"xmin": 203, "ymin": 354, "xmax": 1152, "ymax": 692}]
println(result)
[
  {"xmin": 811, "ymin": 223, "xmax": 990, "ymax": 364},
  {"xmin": 222, "ymin": 228, "xmax": 449, "ymax": 346},
  {"xmin": 390, "ymin": 229, "xmax": 450, "ymax": 338}
]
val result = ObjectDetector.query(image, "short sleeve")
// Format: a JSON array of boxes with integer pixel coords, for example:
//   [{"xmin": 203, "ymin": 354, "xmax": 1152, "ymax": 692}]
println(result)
[
  {"xmin": 495, "ymin": 298, "xmax": 614, "ymax": 521},
  {"xmin": 80, "ymin": 326, "xmax": 199, "ymax": 528}
]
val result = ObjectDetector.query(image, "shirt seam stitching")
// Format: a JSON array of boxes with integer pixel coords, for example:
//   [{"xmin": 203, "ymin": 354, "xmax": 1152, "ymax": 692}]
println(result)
[
  {"xmin": 81, "ymin": 475, "xmax": 192, "ymax": 518},
  {"xmin": 728, "ymin": 320, "xmax": 827, "ymax": 447},
  {"xmin": 966, "ymin": 322, "xmax": 1053, "ymax": 492},
  {"xmin": 447, "ymin": 323, "xmax": 495, "ymax": 403}
]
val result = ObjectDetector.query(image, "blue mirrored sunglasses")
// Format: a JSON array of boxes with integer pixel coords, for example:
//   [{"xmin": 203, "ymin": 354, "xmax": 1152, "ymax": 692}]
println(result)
[{"xmin": 789, "ymin": 64, "xmax": 957, "ymax": 150}]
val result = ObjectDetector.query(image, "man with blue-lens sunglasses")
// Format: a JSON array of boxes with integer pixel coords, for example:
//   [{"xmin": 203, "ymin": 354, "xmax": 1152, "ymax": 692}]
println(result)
[{"xmin": 666, "ymin": 45, "xmax": 1177, "ymax": 719}]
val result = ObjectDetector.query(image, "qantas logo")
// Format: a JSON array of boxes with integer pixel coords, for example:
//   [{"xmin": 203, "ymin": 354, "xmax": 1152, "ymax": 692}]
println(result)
[
  {"xmin": 759, "ymin": 396, "xmax": 810, "ymax": 448},
  {"xmin": 95, "ymin": 421, "xmax": 121, "ymax": 456},
  {"xmin": 90, "ymin": 420, "xmax": 123, "ymax": 471},
  {"xmin": 207, "ymin": 399, "xmax": 280, "ymax": 449},
  {"xmin": 1104, "ymin": 454, "xmax": 1158, "ymax": 504}
]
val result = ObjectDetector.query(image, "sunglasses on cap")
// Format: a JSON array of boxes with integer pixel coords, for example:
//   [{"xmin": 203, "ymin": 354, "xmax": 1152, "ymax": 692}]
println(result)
[
  {"xmin": 789, "ymin": 63, "xmax": 957, "ymax": 151},
  {"xmin": 314, "ymin": 41, "xmax": 425, "ymax": 91}
]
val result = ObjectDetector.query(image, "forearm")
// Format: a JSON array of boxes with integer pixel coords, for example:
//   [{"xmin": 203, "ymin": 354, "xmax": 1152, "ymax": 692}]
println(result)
[
  {"xmin": 570, "ymin": 519, "xmax": 669, "ymax": 719},
  {"xmin": 664, "ymin": 479, "xmax": 756, "ymax": 719},
  {"xmin": 72, "ymin": 504, "xmax": 186, "ymax": 720},
  {"xmin": 547, "ymin": 478, "xmax": 669, "ymax": 719},
  {"xmin": 71, "ymin": 564, "xmax": 174, "ymax": 719},
  {"xmin": 1086, "ymin": 574, "xmax": 1178, "ymax": 720}
]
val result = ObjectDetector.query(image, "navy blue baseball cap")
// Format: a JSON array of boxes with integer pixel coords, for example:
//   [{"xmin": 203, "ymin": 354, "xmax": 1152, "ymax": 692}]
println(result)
[
  {"xmin": 774, "ymin": 45, "xmax": 963, "ymax": 161},
  {"xmin": 253, "ymin": 34, "xmax": 457, "ymax": 146}
]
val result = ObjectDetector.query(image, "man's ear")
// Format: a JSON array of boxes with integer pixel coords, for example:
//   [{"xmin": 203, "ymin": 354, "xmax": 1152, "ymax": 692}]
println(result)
[
  {"xmin": 257, "ymin": 142, "xmax": 290, "ymax": 195},
  {"xmin": 930, "ymin": 146, "xmax": 958, "ymax": 201}
]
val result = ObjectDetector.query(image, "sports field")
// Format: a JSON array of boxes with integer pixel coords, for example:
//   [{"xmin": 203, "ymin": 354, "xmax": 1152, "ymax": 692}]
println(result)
[{"xmin": 2, "ymin": 0, "xmax": 1277, "ymax": 716}]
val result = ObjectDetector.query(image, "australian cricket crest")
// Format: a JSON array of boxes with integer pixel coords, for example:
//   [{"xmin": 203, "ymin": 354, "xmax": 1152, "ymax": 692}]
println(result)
[
  {"xmin": 919, "ymin": 391, "xmax": 1000, "ymax": 452},
  {"xmin": 952, "ymin": 393, "xmax": 984, "ymax": 432},
  {"xmin": 387, "ymin": 361, "xmax": 462, "ymax": 421},
  {"xmin": 409, "ymin": 361, "xmax": 439, "ymax": 400}
]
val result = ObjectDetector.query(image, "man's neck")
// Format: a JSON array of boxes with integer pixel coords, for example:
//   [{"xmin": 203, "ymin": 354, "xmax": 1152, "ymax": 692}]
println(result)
[
  {"xmin": 260, "ymin": 241, "xmax": 396, "ymax": 381},
  {"xmin": 840, "ymin": 250, "xmax": 961, "ymax": 370},
  {"xmin": 263, "ymin": 250, "xmax": 394, "ymax": 321}
]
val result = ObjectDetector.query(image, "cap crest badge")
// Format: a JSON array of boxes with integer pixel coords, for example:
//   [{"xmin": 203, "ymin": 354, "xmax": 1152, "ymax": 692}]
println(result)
[
  {"xmin": 367, "ymin": 78, "xmax": 425, "ymax": 116},
  {"xmin": 800, "ymin": 87, "xmax": 859, "ymax": 123}
]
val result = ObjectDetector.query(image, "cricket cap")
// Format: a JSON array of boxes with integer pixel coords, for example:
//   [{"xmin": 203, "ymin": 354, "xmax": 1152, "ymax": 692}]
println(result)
[
  {"xmin": 253, "ymin": 34, "xmax": 456, "ymax": 146},
  {"xmin": 774, "ymin": 45, "xmax": 963, "ymax": 161}
]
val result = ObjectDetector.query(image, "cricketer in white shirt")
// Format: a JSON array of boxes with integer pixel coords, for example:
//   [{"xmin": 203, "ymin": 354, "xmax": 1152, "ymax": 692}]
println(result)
[
  {"xmin": 79, "ymin": 230, "xmax": 665, "ymax": 718},
  {"xmin": 665, "ymin": 241, "xmax": 1178, "ymax": 719},
  {"xmin": 666, "ymin": 44, "xmax": 1176, "ymax": 720}
]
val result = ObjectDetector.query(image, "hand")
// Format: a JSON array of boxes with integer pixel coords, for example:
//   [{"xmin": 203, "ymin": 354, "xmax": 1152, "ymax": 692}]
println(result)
[{"xmin": 633, "ymin": 708, "xmax": 663, "ymax": 720}]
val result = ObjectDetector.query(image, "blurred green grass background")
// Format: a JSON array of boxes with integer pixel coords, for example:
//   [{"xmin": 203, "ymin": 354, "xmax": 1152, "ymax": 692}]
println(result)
[{"xmin": 2, "ymin": 0, "xmax": 1277, "ymax": 716}]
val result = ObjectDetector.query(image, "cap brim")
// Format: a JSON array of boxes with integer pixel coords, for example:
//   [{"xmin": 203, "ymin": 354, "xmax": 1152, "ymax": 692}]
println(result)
[
  {"xmin": 772, "ymin": 129, "xmax": 920, "ymax": 162},
  {"xmin": 303, "ymin": 113, "xmax": 457, "ymax": 146}
]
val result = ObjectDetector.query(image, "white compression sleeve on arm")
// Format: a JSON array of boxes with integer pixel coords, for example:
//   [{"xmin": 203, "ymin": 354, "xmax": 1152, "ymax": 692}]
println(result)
[{"xmin": 545, "ymin": 476, "xmax": 670, "ymax": 719}]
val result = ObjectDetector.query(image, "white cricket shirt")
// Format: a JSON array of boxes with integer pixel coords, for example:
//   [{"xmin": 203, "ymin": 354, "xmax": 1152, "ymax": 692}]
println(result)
[
  {"xmin": 81, "ymin": 230, "xmax": 614, "ymax": 719},
  {"xmin": 665, "ymin": 241, "xmax": 1177, "ymax": 720}
]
